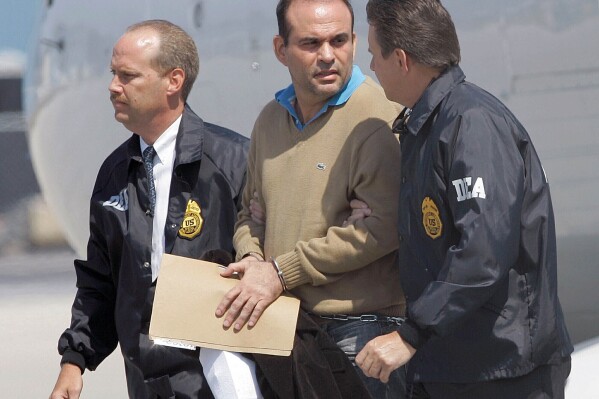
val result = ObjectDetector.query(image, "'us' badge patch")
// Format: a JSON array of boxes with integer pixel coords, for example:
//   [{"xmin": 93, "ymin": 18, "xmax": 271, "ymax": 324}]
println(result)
[
  {"xmin": 421, "ymin": 197, "xmax": 442, "ymax": 239},
  {"xmin": 179, "ymin": 199, "xmax": 203, "ymax": 239}
]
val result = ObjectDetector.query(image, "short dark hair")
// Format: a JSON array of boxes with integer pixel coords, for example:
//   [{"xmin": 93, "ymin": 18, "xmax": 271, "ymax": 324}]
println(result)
[
  {"xmin": 127, "ymin": 20, "xmax": 199, "ymax": 101},
  {"xmin": 366, "ymin": 0, "xmax": 460, "ymax": 70},
  {"xmin": 276, "ymin": 0, "xmax": 355, "ymax": 45}
]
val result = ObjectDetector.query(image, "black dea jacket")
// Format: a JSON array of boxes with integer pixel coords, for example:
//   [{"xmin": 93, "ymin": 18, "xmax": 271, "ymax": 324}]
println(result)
[
  {"xmin": 396, "ymin": 65, "xmax": 573, "ymax": 383},
  {"xmin": 58, "ymin": 105, "xmax": 248, "ymax": 398}
]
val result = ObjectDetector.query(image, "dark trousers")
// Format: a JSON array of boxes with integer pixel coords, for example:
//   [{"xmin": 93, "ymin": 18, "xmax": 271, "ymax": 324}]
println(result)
[
  {"xmin": 408, "ymin": 357, "xmax": 571, "ymax": 399},
  {"xmin": 318, "ymin": 319, "xmax": 407, "ymax": 399}
]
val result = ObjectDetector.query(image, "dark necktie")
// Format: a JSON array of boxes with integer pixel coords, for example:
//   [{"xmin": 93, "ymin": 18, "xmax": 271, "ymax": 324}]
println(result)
[{"xmin": 142, "ymin": 146, "xmax": 156, "ymax": 212}]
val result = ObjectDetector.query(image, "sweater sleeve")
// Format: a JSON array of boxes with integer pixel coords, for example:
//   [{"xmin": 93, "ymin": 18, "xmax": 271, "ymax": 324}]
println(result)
[
  {"xmin": 278, "ymin": 120, "xmax": 401, "ymax": 289},
  {"xmin": 233, "ymin": 123, "xmax": 266, "ymax": 261}
]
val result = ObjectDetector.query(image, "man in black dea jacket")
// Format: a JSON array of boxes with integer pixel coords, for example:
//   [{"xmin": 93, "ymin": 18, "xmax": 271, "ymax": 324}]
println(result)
[
  {"xmin": 355, "ymin": 1, "xmax": 573, "ymax": 398},
  {"xmin": 49, "ymin": 20, "xmax": 248, "ymax": 398}
]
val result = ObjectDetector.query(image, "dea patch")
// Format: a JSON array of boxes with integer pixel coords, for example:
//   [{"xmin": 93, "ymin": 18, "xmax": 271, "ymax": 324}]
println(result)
[
  {"xmin": 421, "ymin": 197, "xmax": 442, "ymax": 239},
  {"xmin": 179, "ymin": 199, "xmax": 203, "ymax": 239},
  {"xmin": 452, "ymin": 177, "xmax": 486, "ymax": 202}
]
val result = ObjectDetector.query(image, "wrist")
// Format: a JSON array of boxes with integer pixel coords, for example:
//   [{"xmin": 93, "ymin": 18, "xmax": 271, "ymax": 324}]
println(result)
[
  {"xmin": 244, "ymin": 251, "xmax": 264, "ymax": 261},
  {"xmin": 60, "ymin": 349, "xmax": 85, "ymax": 374},
  {"xmin": 270, "ymin": 256, "xmax": 287, "ymax": 291},
  {"xmin": 61, "ymin": 362, "xmax": 83, "ymax": 375}
]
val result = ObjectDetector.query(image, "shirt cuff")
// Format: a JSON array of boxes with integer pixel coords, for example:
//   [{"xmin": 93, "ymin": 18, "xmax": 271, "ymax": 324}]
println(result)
[
  {"xmin": 61, "ymin": 349, "xmax": 86, "ymax": 374},
  {"xmin": 397, "ymin": 318, "xmax": 430, "ymax": 350}
]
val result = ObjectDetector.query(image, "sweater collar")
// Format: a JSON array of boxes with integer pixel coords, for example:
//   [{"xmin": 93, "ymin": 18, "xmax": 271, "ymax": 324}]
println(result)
[{"xmin": 275, "ymin": 65, "xmax": 366, "ymax": 131}]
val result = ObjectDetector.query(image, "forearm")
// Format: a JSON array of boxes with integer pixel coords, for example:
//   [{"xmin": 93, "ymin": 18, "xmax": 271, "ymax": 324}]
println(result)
[
  {"xmin": 58, "ymin": 254, "xmax": 118, "ymax": 371},
  {"xmin": 233, "ymin": 135, "xmax": 265, "ymax": 261},
  {"xmin": 275, "ymin": 219, "xmax": 398, "ymax": 290},
  {"xmin": 233, "ymin": 221, "xmax": 265, "ymax": 261},
  {"xmin": 276, "ymin": 135, "xmax": 400, "ymax": 289},
  {"xmin": 58, "ymin": 290, "xmax": 118, "ymax": 370}
]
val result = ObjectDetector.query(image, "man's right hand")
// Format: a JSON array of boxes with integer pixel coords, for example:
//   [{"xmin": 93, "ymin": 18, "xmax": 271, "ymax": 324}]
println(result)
[
  {"xmin": 49, "ymin": 363, "xmax": 83, "ymax": 399},
  {"xmin": 356, "ymin": 331, "xmax": 416, "ymax": 383}
]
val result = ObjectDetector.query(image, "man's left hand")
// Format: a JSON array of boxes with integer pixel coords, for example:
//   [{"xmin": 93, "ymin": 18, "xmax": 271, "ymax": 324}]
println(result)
[
  {"xmin": 355, "ymin": 331, "xmax": 416, "ymax": 383},
  {"xmin": 215, "ymin": 257, "xmax": 284, "ymax": 331},
  {"xmin": 249, "ymin": 191, "xmax": 265, "ymax": 225},
  {"xmin": 342, "ymin": 199, "xmax": 371, "ymax": 227}
]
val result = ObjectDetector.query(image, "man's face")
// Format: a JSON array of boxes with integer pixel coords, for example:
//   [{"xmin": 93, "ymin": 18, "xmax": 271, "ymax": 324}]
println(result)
[
  {"xmin": 109, "ymin": 29, "xmax": 169, "ymax": 134},
  {"xmin": 367, "ymin": 25, "xmax": 402, "ymax": 104},
  {"xmin": 275, "ymin": 0, "xmax": 356, "ymax": 106}
]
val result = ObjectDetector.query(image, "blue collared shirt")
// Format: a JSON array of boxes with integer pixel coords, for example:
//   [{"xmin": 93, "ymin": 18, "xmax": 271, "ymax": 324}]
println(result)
[{"xmin": 275, "ymin": 65, "xmax": 366, "ymax": 131}]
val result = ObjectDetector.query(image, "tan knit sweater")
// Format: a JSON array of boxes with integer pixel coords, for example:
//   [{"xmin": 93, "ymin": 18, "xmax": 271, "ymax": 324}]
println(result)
[{"xmin": 234, "ymin": 77, "xmax": 405, "ymax": 316}]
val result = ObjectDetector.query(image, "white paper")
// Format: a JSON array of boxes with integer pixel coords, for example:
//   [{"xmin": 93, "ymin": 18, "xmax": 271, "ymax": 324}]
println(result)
[
  {"xmin": 199, "ymin": 348, "xmax": 263, "ymax": 399},
  {"xmin": 152, "ymin": 338, "xmax": 196, "ymax": 351}
]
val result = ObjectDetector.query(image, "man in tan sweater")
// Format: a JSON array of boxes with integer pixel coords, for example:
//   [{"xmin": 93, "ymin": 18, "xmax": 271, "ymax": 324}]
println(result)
[{"xmin": 216, "ymin": 0, "xmax": 405, "ymax": 396}]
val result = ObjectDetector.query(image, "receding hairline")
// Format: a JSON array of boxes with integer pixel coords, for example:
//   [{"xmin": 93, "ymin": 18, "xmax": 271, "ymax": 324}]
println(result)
[
  {"xmin": 114, "ymin": 27, "xmax": 164, "ymax": 69},
  {"xmin": 279, "ymin": 0, "xmax": 355, "ymax": 43},
  {"xmin": 287, "ymin": 0, "xmax": 353, "ymax": 22},
  {"xmin": 122, "ymin": 26, "xmax": 161, "ymax": 48}
]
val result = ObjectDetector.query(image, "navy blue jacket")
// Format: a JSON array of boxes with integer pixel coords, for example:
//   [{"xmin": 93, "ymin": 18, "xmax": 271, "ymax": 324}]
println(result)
[
  {"xmin": 58, "ymin": 105, "xmax": 248, "ymax": 398},
  {"xmin": 396, "ymin": 65, "xmax": 573, "ymax": 383}
]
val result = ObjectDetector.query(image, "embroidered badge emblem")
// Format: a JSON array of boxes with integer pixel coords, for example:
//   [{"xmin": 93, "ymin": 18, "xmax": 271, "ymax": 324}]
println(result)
[
  {"xmin": 422, "ymin": 197, "xmax": 442, "ymax": 239},
  {"xmin": 179, "ymin": 199, "xmax": 203, "ymax": 239},
  {"xmin": 102, "ymin": 188, "xmax": 128, "ymax": 211}
]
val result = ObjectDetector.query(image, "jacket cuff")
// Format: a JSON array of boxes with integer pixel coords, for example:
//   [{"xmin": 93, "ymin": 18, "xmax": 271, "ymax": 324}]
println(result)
[
  {"xmin": 397, "ymin": 319, "xmax": 430, "ymax": 350},
  {"xmin": 61, "ymin": 349, "xmax": 86, "ymax": 374},
  {"xmin": 276, "ymin": 251, "xmax": 311, "ymax": 290}
]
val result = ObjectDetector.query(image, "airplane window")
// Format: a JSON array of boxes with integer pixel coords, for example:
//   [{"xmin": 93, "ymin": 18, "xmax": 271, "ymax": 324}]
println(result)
[
  {"xmin": 40, "ymin": 38, "xmax": 64, "ymax": 52},
  {"xmin": 194, "ymin": 1, "xmax": 203, "ymax": 28}
]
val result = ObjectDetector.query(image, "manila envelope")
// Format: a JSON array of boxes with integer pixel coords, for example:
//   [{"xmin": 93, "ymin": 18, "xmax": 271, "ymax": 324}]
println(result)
[{"xmin": 149, "ymin": 254, "xmax": 300, "ymax": 356}]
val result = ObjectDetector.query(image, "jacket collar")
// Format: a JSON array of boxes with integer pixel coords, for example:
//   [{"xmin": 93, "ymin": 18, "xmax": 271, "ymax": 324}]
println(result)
[
  {"xmin": 406, "ymin": 65, "xmax": 465, "ymax": 136},
  {"xmin": 173, "ymin": 104, "xmax": 204, "ymax": 167},
  {"xmin": 125, "ymin": 104, "xmax": 205, "ymax": 167}
]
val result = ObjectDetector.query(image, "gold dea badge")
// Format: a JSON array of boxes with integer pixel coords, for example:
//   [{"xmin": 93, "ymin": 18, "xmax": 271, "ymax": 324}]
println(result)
[
  {"xmin": 422, "ymin": 197, "xmax": 442, "ymax": 239},
  {"xmin": 179, "ymin": 199, "xmax": 203, "ymax": 239}
]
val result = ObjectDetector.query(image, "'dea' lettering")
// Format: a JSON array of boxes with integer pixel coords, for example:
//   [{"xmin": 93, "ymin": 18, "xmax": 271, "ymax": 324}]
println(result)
[{"xmin": 452, "ymin": 177, "xmax": 486, "ymax": 202}]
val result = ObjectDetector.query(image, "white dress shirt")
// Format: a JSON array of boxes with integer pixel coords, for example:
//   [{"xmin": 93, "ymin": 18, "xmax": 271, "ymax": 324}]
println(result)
[
  {"xmin": 140, "ymin": 116, "xmax": 261, "ymax": 397},
  {"xmin": 140, "ymin": 115, "xmax": 181, "ymax": 281}
]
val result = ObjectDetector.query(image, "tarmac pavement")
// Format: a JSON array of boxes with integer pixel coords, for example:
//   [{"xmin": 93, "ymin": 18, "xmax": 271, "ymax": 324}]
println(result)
[
  {"xmin": 0, "ymin": 249, "xmax": 127, "ymax": 398},
  {"xmin": 2, "ymin": 248, "xmax": 595, "ymax": 397}
]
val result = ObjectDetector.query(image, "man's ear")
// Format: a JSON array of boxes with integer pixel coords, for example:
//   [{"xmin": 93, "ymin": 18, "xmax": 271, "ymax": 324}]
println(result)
[
  {"xmin": 273, "ymin": 35, "xmax": 288, "ymax": 66},
  {"xmin": 166, "ymin": 67, "xmax": 185, "ymax": 96},
  {"xmin": 396, "ymin": 48, "xmax": 409, "ymax": 74}
]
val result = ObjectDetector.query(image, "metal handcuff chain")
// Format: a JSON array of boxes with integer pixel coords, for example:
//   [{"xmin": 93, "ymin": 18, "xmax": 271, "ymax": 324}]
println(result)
[{"xmin": 314, "ymin": 313, "xmax": 405, "ymax": 326}]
